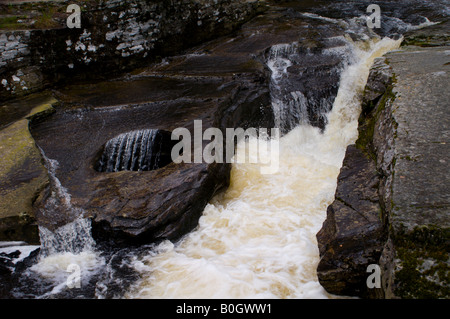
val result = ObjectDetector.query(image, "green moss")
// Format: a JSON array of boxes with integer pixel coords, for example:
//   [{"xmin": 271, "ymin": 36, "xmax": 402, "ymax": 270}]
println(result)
[
  {"xmin": 0, "ymin": 96, "xmax": 56, "ymax": 242},
  {"xmin": 402, "ymin": 35, "xmax": 450, "ymax": 47},
  {"xmin": 0, "ymin": 97, "xmax": 54, "ymax": 185},
  {"xmin": 33, "ymin": 6, "xmax": 59, "ymax": 29},
  {"xmin": 399, "ymin": 155, "xmax": 417, "ymax": 162},
  {"xmin": 393, "ymin": 225, "xmax": 450, "ymax": 298},
  {"xmin": 355, "ymin": 83, "xmax": 396, "ymax": 161},
  {"xmin": 26, "ymin": 97, "xmax": 57, "ymax": 119},
  {"xmin": 0, "ymin": 16, "xmax": 26, "ymax": 30},
  {"xmin": 0, "ymin": 1, "xmax": 74, "ymax": 30},
  {"xmin": 0, "ymin": 119, "xmax": 35, "ymax": 177}
]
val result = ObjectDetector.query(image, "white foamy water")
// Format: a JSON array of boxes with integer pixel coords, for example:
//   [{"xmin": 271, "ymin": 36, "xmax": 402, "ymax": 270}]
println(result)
[
  {"xmin": 21, "ymin": 218, "xmax": 105, "ymax": 298},
  {"xmin": 125, "ymin": 36, "xmax": 401, "ymax": 299},
  {"xmin": 29, "ymin": 250, "xmax": 105, "ymax": 298},
  {"xmin": 22, "ymin": 152, "xmax": 105, "ymax": 298}
]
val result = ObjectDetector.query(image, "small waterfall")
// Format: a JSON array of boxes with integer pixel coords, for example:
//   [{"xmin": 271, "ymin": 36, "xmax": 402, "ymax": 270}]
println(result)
[
  {"xmin": 266, "ymin": 43, "xmax": 299, "ymax": 131},
  {"xmin": 38, "ymin": 218, "xmax": 96, "ymax": 257},
  {"xmin": 97, "ymin": 129, "xmax": 165, "ymax": 172},
  {"xmin": 10, "ymin": 150, "xmax": 105, "ymax": 299},
  {"xmin": 37, "ymin": 150, "xmax": 96, "ymax": 257},
  {"xmin": 266, "ymin": 37, "xmax": 356, "ymax": 134}
]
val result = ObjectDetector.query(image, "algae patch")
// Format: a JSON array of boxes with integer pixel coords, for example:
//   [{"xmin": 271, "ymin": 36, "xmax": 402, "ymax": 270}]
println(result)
[{"xmin": 0, "ymin": 98, "xmax": 55, "ymax": 243}]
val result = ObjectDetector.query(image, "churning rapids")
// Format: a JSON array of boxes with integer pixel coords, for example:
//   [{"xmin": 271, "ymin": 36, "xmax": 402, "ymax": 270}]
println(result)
[
  {"xmin": 6, "ymin": 36, "xmax": 400, "ymax": 299},
  {"xmin": 123, "ymin": 37, "xmax": 402, "ymax": 299},
  {"xmin": 6, "ymin": 7, "xmax": 432, "ymax": 298}
]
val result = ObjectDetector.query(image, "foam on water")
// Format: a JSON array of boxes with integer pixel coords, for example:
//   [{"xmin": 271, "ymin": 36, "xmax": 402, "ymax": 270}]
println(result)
[
  {"xmin": 125, "ymin": 36, "xmax": 402, "ymax": 299},
  {"xmin": 28, "ymin": 250, "xmax": 105, "ymax": 298},
  {"xmin": 19, "ymin": 151, "xmax": 105, "ymax": 298}
]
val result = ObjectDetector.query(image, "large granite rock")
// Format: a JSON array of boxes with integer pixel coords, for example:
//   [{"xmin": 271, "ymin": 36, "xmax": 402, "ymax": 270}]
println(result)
[
  {"xmin": 317, "ymin": 22, "xmax": 450, "ymax": 298},
  {"xmin": 380, "ymin": 43, "xmax": 450, "ymax": 299}
]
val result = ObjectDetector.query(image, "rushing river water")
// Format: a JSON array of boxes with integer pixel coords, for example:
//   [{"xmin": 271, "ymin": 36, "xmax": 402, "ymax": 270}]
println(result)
[
  {"xmin": 2, "ymin": 34, "xmax": 402, "ymax": 299},
  {"xmin": 121, "ymin": 37, "xmax": 401, "ymax": 299},
  {"xmin": 7, "ymin": 0, "xmax": 445, "ymax": 298}
]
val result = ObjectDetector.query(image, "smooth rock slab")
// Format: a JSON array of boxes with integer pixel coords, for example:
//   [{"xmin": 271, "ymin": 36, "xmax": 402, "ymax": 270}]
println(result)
[
  {"xmin": 0, "ymin": 96, "xmax": 55, "ymax": 244},
  {"xmin": 381, "ymin": 45, "xmax": 450, "ymax": 298}
]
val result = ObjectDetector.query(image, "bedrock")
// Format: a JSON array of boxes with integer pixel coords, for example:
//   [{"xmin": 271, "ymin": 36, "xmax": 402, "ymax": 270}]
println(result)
[
  {"xmin": 0, "ymin": 0, "xmax": 263, "ymax": 102},
  {"xmin": 317, "ymin": 22, "xmax": 450, "ymax": 298}
]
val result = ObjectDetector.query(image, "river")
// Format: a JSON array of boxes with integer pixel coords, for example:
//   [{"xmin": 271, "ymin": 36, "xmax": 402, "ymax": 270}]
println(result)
[{"xmin": 1, "ymin": 0, "xmax": 443, "ymax": 299}]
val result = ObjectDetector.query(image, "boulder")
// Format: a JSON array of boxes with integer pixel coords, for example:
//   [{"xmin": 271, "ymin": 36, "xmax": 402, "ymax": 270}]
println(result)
[
  {"xmin": 316, "ymin": 145, "xmax": 386, "ymax": 298},
  {"xmin": 30, "ymin": 58, "xmax": 274, "ymax": 245}
]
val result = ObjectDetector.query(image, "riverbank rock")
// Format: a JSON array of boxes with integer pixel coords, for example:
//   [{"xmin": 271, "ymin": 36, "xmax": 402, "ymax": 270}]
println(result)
[
  {"xmin": 0, "ymin": 96, "xmax": 56, "ymax": 244},
  {"xmin": 380, "ymin": 43, "xmax": 450, "ymax": 299},
  {"xmin": 317, "ymin": 22, "xmax": 450, "ymax": 298}
]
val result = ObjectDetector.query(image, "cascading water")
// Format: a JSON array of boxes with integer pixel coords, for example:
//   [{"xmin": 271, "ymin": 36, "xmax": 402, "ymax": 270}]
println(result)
[
  {"xmin": 37, "ymin": 152, "xmax": 96, "ymax": 256},
  {"xmin": 266, "ymin": 36, "xmax": 356, "ymax": 133},
  {"xmin": 7, "ymin": 151, "xmax": 105, "ymax": 298},
  {"xmin": 124, "ymin": 36, "xmax": 402, "ymax": 299},
  {"xmin": 97, "ymin": 129, "xmax": 166, "ymax": 172}
]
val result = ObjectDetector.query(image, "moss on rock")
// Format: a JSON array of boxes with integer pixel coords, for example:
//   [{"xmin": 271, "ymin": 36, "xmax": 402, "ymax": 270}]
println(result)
[
  {"xmin": 393, "ymin": 226, "xmax": 450, "ymax": 298},
  {"xmin": 0, "ymin": 98, "xmax": 55, "ymax": 243}
]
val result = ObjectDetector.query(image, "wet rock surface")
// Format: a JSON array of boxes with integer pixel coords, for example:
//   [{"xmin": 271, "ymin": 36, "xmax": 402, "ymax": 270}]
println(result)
[
  {"xmin": 0, "ymin": 0, "xmax": 263, "ymax": 102},
  {"xmin": 0, "ymin": 97, "xmax": 56, "ymax": 244},
  {"xmin": 381, "ymin": 43, "xmax": 450, "ymax": 299},
  {"xmin": 317, "ymin": 20, "xmax": 450, "ymax": 298}
]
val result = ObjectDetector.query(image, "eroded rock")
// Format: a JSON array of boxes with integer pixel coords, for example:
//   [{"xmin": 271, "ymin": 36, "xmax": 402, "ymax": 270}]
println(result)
[{"xmin": 0, "ymin": 96, "xmax": 56, "ymax": 244}]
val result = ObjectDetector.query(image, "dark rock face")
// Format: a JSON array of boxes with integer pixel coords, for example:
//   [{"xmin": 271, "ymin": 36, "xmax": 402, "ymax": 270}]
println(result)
[
  {"xmin": 317, "ymin": 18, "xmax": 450, "ymax": 298},
  {"xmin": 316, "ymin": 145, "xmax": 386, "ymax": 298},
  {"xmin": 0, "ymin": 0, "xmax": 263, "ymax": 102}
]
